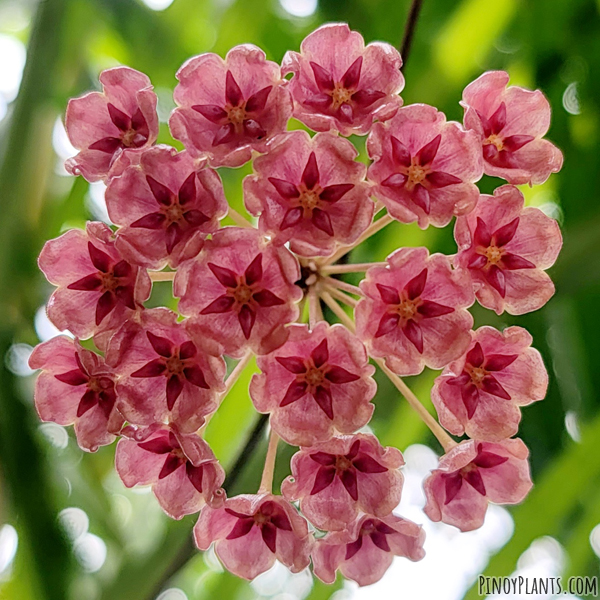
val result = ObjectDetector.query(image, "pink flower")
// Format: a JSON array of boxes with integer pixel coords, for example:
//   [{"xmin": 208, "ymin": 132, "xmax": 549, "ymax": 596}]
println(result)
[
  {"xmin": 170, "ymin": 45, "xmax": 292, "ymax": 168},
  {"xmin": 282, "ymin": 23, "xmax": 404, "ymax": 136},
  {"xmin": 106, "ymin": 308, "xmax": 225, "ymax": 433},
  {"xmin": 38, "ymin": 222, "xmax": 152, "ymax": 348},
  {"xmin": 250, "ymin": 323, "xmax": 376, "ymax": 446},
  {"xmin": 175, "ymin": 228, "xmax": 302, "ymax": 358},
  {"xmin": 281, "ymin": 433, "xmax": 403, "ymax": 531},
  {"xmin": 243, "ymin": 131, "xmax": 373, "ymax": 257},
  {"xmin": 106, "ymin": 146, "xmax": 227, "ymax": 269},
  {"xmin": 367, "ymin": 104, "xmax": 483, "ymax": 228},
  {"xmin": 355, "ymin": 247, "xmax": 474, "ymax": 376},
  {"xmin": 194, "ymin": 494, "xmax": 313, "ymax": 580},
  {"xmin": 454, "ymin": 185, "xmax": 562, "ymax": 315},
  {"xmin": 312, "ymin": 514, "xmax": 425, "ymax": 586},
  {"xmin": 65, "ymin": 66, "xmax": 158, "ymax": 182},
  {"xmin": 461, "ymin": 71, "xmax": 563, "ymax": 185},
  {"xmin": 432, "ymin": 326, "xmax": 548, "ymax": 441},
  {"xmin": 115, "ymin": 425, "xmax": 225, "ymax": 519},
  {"xmin": 423, "ymin": 438, "xmax": 532, "ymax": 532},
  {"xmin": 28, "ymin": 336, "xmax": 123, "ymax": 452}
]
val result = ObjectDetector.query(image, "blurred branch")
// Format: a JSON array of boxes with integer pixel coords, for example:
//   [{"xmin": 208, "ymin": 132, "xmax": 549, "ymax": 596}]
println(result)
[{"xmin": 400, "ymin": 0, "xmax": 424, "ymax": 65}]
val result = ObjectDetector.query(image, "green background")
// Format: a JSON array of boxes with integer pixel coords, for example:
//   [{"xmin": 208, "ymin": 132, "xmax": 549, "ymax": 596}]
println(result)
[{"xmin": 0, "ymin": 0, "xmax": 599, "ymax": 598}]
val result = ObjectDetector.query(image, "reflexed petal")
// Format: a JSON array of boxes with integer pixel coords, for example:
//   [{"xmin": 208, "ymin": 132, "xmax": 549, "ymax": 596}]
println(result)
[
  {"xmin": 179, "ymin": 341, "xmax": 197, "ymax": 360},
  {"xmin": 319, "ymin": 183, "xmax": 354, "ymax": 202},
  {"xmin": 488, "ymin": 102, "xmax": 506, "ymax": 134},
  {"xmin": 88, "ymin": 242, "xmax": 112, "ymax": 272},
  {"xmin": 107, "ymin": 103, "xmax": 131, "ymax": 131},
  {"xmin": 184, "ymin": 365, "xmax": 210, "ymax": 389},
  {"xmin": 412, "ymin": 185, "xmax": 430, "ymax": 214},
  {"xmin": 473, "ymin": 451, "xmax": 509, "ymax": 469},
  {"xmin": 131, "ymin": 359, "xmax": 167, "ymax": 378},
  {"xmin": 416, "ymin": 134, "xmax": 441, "ymax": 166},
  {"xmin": 338, "ymin": 103, "xmax": 353, "ymax": 123},
  {"xmin": 325, "ymin": 365, "xmax": 360, "ymax": 384},
  {"xmin": 186, "ymin": 463, "xmax": 204, "ymax": 493},
  {"xmin": 280, "ymin": 381, "xmax": 308, "ymax": 406},
  {"xmin": 345, "ymin": 440, "xmax": 360, "ymax": 460},
  {"xmin": 466, "ymin": 342, "xmax": 485, "ymax": 368},
  {"xmin": 481, "ymin": 376, "xmax": 511, "ymax": 400},
  {"xmin": 212, "ymin": 123, "xmax": 236, "ymax": 146},
  {"xmin": 178, "ymin": 173, "xmax": 197, "ymax": 205},
  {"xmin": 301, "ymin": 152, "xmax": 320, "ymax": 189},
  {"xmin": 113, "ymin": 260, "xmax": 131, "ymax": 278},
  {"xmin": 376, "ymin": 284, "xmax": 400, "ymax": 305},
  {"xmin": 77, "ymin": 389, "xmax": 98, "ymax": 417},
  {"xmin": 115, "ymin": 284, "xmax": 136, "ymax": 310},
  {"xmin": 494, "ymin": 218, "xmax": 520, "ymax": 247},
  {"xmin": 184, "ymin": 209, "xmax": 210, "ymax": 227},
  {"xmin": 310, "ymin": 452, "xmax": 337, "ymax": 466},
  {"xmin": 352, "ymin": 89, "xmax": 385, "ymax": 108},
  {"xmin": 381, "ymin": 173, "xmax": 407, "ymax": 188},
  {"xmin": 502, "ymin": 135, "xmax": 534, "ymax": 152},
  {"xmin": 166, "ymin": 222, "xmax": 184, "ymax": 254},
  {"xmin": 403, "ymin": 320, "xmax": 423, "ymax": 353},
  {"xmin": 341, "ymin": 56, "xmax": 362, "ymax": 89},
  {"xmin": 226, "ymin": 517, "xmax": 255, "ymax": 539},
  {"xmin": 405, "ymin": 268, "xmax": 427, "ymax": 299},
  {"xmin": 444, "ymin": 473, "xmax": 463, "ymax": 504},
  {"xmin": 345, "ymin": 537, "xmax": 363, "ymax": 560},
  {"xmin": 468, "ymin": 254, "xmax": 488, "ymax": 270},
  {"xmin": 390, "ymin": 136, "xmax": 411, "ymax": 167},
  {"xmin": 280, "ymin": 207, "xmax": 304, "ymax": 230},
  {"xmin": 464, "ymin": 469, "xmax": 486, "ymax": 496},
  {"xmin": 312, "ymin": 209, "xmax": 334, "ymax": 235},
  {"xmin": 484, "ymin": 265, "xmax": 506, "ymax": 297},
  {"xmin": 270, "ymin": 509, "xmax": 292, "ymax": 531},
  {"xmin": 200, "ymin": 295, "xmax": 235, "ymax": 314},
  {"xmin": 311, "ymin": 338, "xmax": 329, "ymax": 368},
  {"xmin": 485, "ymin": 353, "xmax": 518, "ymax": 371},
  {"xmin": 138, "ymin": 437, "xmax": 173, "ymax": 454},
  {"xmin": 131, "ymin": 212, "xmax": 166, "ymax": 229},
  {"xmin": 340, "ymin": 469, "xmax": 358, "ymax": 500},
  {"xmin": 243, "ymin": 119, "xmax": 266, "ymax": 139},
  {"xmin": 146, "ymin": 176, "xmax": 173, "ymax": 206},
  {"xmin": 353, "ymin": 455, "xmax": 387, "ymax": 473},
  {"xmin": 310, "ymin": 61, "xmax": 334, "ymax": 92},
  {"xmin": 245, "ymin": 85, "xmax": 272, "ymax": 112},
  {"xmin": 461, "ymin": 384, "xmax": 480, "ymax": 419},
  {"xmin": 208, "ymin": 263, "xmax": 238, "ymax": 288},
  {"xmin": 268, "ymin": 177, "xmax": 300, "ymax": 199},
  {"xmin": 238, "ymin": 305, "xmax": 257, "ymax": 339},
  {"xmin": 253, "ymin": 289, "xmax": 285, "ymax": 307},
  {"xmin": 244, "ymin": 254, "xmax": 263, "ymax": 286},
  {"xmin": 96, "ymin": 291, "xmax": 117, "ymax": 325},
  {"xmin": 418, "ymin": 301, "xmax": 454, "ymax": 318},
  {"xmin": 501, "ymin": 253, "xmax": 535, "ymax": 270},
  {"xmin": 55, "ymin": 369, "xmax": 89, "ymax": 386},
  {"xmin": 310, "ymin": 466, "xmax": 336, "ymax": 494},
  {"xmin": 88, "ymin": 137, "xmax": 122, "ymax": 153},
  {"xmin": 192, "ymin": 104, "xmax": 228, "ymax": 124},
  {"xmin": 375, "ymin": 313, "xmax": 399, "ymax": 338},
  {"xmin": 225, "ymin": 70, "xmax": 244, "ymax": 106},
  {"xmin": 276, "ymin": 356, "xmax": 306, "ymax": 374},
  {"xmin": 426, "ymin": 171, "xmax": 462, "ymax": 188},
  {"xmin": 166, "ymin": 375, "xmax": 184, "ymax": 410},
  {"xmin": 67, "ymin": 273, "xmax": 102, "ymax": 291},
  {"xmin": 474, "ymin": 217, "xmax": 492, "ymax": 247},
  {"xmin": 313, "ymin": 386, "xmax": 334, "ymax": 419},
  {"xmin": 159, "ymin": 454, "xmax": 182, "ymax": 479},
  {"xmin": 446, "ymin": 373, "xmax": 471, "ymax": 386},
  {"xmin": 370, "ymin": 531, "xmax": 390, "ymax": 552},
  {"xmin": 147, "ymin": 331, "xmax": 174, "ymax": 357},
  {"xmin": 261, "ymin": 522, "xmax": 277, "ymax": 553}
]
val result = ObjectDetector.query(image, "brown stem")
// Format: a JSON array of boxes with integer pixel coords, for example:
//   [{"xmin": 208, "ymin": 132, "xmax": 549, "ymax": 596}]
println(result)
[{"xmin": 401, "ymin": 0, "xmax": 424, "ymax": 66}]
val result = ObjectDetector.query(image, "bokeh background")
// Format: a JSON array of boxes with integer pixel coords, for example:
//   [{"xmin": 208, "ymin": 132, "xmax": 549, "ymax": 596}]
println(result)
[{"xmin": 1, "ymin": 0, "xmax": 599, "ymax": 599}]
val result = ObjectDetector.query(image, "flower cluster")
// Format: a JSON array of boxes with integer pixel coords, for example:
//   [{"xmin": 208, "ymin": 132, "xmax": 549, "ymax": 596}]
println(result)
[{"xmin": 29, "ymin": 22, "xmax": 562, "ymax": 587}]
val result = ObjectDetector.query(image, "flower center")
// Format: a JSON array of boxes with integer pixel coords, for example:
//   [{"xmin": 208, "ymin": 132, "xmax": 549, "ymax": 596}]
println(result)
[
  {"xmin": 336, "ymin": 456, "xmax": 352, "ymax": 471},
  {"xmin": 407, "ymin": 163, "xmax": 427, "ymax": 187},
  {"xmin": 486, "ymin": 134, "xmax": 504, "ymax": 152},
  {"xmin": 166, "ymin": 355, "xmax": 184, "ymax": 375},
  {"xmin": 396, "ymin": 299, "xmax": 418, "ymax": 320},
  {"xmin": 100, "ymin": 272, "xmax": 119, "ymax": 292},
  {"xmin": 254, "ymin": 511, "xmax": 270, "ymax": 525},
  {"xmin": 305, "ymin": 367, "xmax": 325, "ymax": 387},
  {"xmin": 485, "ymin": 245, "xmax": 503, "ymax": 265},
  {"xmin": 122, "ymin": 128, "xmax": 138, "ymax": 147},
  {"xmin": 233, "ymin": 283, "xmax": 253, "ymax": 304},
  {"xmin": 299, "ymin": 189, "xmax": 320, "ymax": 210},
  {"xmin": 227, "ymin": 105, "xmax": 246, "ymax": 126},
  {"xmin": 163, "ymin": 203, "xmax": 184, "ymax": 224},
  {"xmin": 331, "ymin": 85, "xmax": 352, "ymax": 109},
  {"xmin": 360, "ymin": 519, "xmax": 376, "ymax": 535},
  {"xmin": 466, "ymin": 364, "xmax": 488, "ymax": 387}
]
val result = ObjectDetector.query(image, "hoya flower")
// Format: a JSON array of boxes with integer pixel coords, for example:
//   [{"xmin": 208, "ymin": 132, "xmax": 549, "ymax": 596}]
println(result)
[
  {"xmin": 106, "ymin": 146, "xmax": 227, "ymax": 269},
  {"xmin": 423, "ymin": 438, "xmax": 532, "ymax": 532},
  {"xmin": 106, "ymin": 309, "xmax": 225, "ymax": 433},
  {"xmin": 367, "ymin": 104, "xmax": 483, "ymax": 228},
  {"xmin": 432, "ymin": 326, "xmax": 548, "ymax": 441},
  {"xmin": 175, "ymin": 227, "xmax": 302, "ymax": 358},
  {"xmin": 281, "ymin": 433, "xmax": 403, "ymax": 531},
  {"xmin": 116, "ymin": 425, "xmax": 225, "ymax": 519},
  {"xmin": 454, "ymin": 185, "xmax": 562, "ymax": 315},
  {"xmin": 282, "ymin": 23, "xmax": 404, "ymax": 136},
  {"xmin": 243, "ymin": 131, "xmax": 373, "ymax": 257},
  {"xmin": 38, "ymin": 222, "xmax": 151, "ymax": 348},
  {"xmin": 312, "ymin": 514, "xmax": 425, "ymax": 586},
  {"xmin": 461, "ymin": 71, "xmax": 563, "ymax": 185},
  {"xmin": 194, "ymin": 494, "xmax": 313, "ymax": 580},
  {"xmin": 65, "ymin": 66, "xmax": 158, "ymax": 182},
  {"xmin": 29, "ymin": 336, "xmax": 123, "ymax": 452},
  {"xmin": 355, "ymin": 247, "xmax": 474, "ymax": 376},
  {"xmin": 250, "ymin": 322, "xmax": 376, "ymax": 446},
  {"xmin": 170, "ymin": 45, "xmax": 292, "ymax": 168}
]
